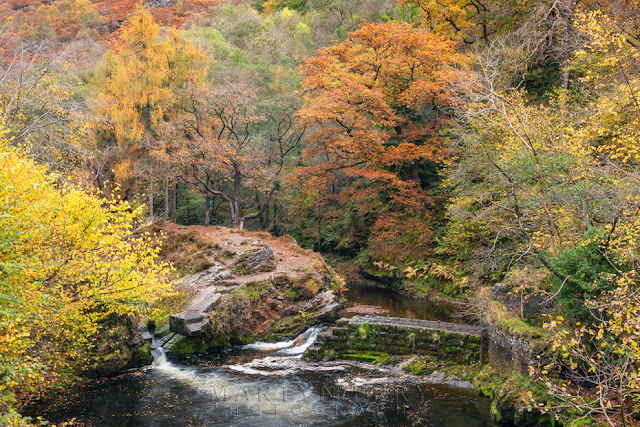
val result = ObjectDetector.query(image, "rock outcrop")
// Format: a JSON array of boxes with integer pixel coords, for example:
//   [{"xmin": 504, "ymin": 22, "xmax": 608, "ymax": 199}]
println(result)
[
  {"xmin": 84, "ymin": 319, "xmax": 154, "ymax": 379},
  {"xmin": 232, "ymin": 242, "xmax": 276, "ymax": 274},
  {"xmin": 153, "ymin": 225, "xmax": 344, "ymax": 359},
  {"xmin": 169, "ymin": 287, "xmax": 221, "ymax": 336}
]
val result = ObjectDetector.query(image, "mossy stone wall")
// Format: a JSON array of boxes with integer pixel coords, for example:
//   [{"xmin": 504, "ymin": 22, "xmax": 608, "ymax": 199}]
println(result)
[{"xmin": 306, "ymin": 319, "xmax": 483, "ymax": 364}]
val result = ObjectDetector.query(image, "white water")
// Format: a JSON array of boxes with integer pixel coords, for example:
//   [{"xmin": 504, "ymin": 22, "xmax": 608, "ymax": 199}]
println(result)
[
  {"xmin": 241, "ymin": 325, "xmax": 323, "ymax": 354},
  {"xmin": 149, "ymin": 326, "xmax": 344, "ymax": 421}
]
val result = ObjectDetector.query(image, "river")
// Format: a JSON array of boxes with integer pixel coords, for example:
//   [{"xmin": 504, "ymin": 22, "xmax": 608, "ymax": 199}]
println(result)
[{"xmin": 23, "ymin": 284, "xmax": 495, "ymax": 426}]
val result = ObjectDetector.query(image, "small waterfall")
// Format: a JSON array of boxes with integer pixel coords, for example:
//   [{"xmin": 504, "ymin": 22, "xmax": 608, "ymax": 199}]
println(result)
[
  {"xmin": 276, "ymin": 325, "xmax": 323, "ymax": 355},
  {"xmin": 151, "ymin": 347, "xmax": 168, "ymax": 368},
  {"xmin": 227, "ymin": 326, "xmax": 340, "ymax": 376},
  {"xmin": 242, "ymin": 325, "xmax": 323, "ymax": 355},
  {"xmin": 150, "ymin": 325, "xmax": 325, "ymax": 378},
  {"xmin": 148, "ymin": 326, "xmax": 336, "ymax": 422}
]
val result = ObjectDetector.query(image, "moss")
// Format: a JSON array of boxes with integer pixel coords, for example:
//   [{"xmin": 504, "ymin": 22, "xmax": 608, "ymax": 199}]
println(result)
[
  {"xmin": 260, "ymin": 314, "xmax": 312, "ymax": 341},
  {"xmin": 407, "ymin": 360, "xmax": 435, "ymax": 375},
  {"xmin": 476, "ymin": 288, "xmax": 546, "ymax": 343},
  {"xmin": 230, "ymin": 281, "xmax": 272, "ymax": 304},
  {"xmin": 230, "ymin": 334, "xmax": 254, "ymax": 346},
  {"xmin": 347, "ymin": 322, "xmax": 376, "ymax": 349},
  {"xmin": 292, "ymin": 277, "xmax": 322, "ymax": 299},
  {"xmin": 341, "ymin": 350, "xmax": 390, "ymax": 364},
  {"xmin": 284, "ymin": 288, "xmax": 300, "ymax": 300},
  {"xmin": 474, "ymin": 366, "xmax": 558, "ymax": 426},
  {"xmin": 127, "ymin": 342, "xmax": 153, "ymax": 368},
  {"xmin": 167, "ymin": 336, "xmax": 209, "ymax": 359}
]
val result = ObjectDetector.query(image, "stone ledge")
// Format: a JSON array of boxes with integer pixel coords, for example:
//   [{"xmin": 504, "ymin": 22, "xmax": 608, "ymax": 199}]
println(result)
[{"xmin": 339, "ymin": 315, "xmax": 484, "ymax": 336}]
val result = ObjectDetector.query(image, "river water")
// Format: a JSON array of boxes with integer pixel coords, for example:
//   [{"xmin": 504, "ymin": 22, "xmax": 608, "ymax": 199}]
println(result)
[
  {"xmin": 23, "ymin": 286, "xmax": 495, "ymax": 426},
  {"xmin": 342, "ymin": 282, "xmax": 466, "ymax": 322}
]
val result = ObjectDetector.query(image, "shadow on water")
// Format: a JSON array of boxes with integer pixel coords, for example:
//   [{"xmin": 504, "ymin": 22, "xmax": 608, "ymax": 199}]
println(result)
[{"xmin": 343, "ymin": 282, "xmax": 467, "ymax": 323}]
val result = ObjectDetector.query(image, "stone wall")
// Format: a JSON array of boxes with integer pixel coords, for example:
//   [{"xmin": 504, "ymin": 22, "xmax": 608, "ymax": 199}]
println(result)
[
  {"xmin": 488, "ymin": 326, "xmax": 535, "ymax": 374},
  {"xmin": 304, "ymin": 315, "xmax": 536, "ymax": 375},
  {"xmin": 305, "ymin": 316, "xmax": 483, "ymax": 364}
]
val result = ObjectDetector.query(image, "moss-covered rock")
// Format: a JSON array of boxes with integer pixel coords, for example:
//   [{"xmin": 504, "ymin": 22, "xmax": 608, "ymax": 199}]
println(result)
[
  {"xmin": 127, "ymin": 342, "xmax": 153, "ymax": 368},
  {"xmin": 341, "ymin": 350, "xmax": 390, "ymax": 364},
  {"xmin": 167, "ymin": 336, "xmax": 213, "ymax": 359},
  {"xmin": 231, "ymin": 243, "xmax": 276, "ymax": 275}
]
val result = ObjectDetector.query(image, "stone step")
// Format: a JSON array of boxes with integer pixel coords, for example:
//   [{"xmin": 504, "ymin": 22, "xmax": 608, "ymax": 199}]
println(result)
[
  {"xmin": 184, "ymin": 319, "xmax": 209, "ymax": 336},
  {"xmin": 169, "ymin": 311, "xmax": 210, "ymax": 336},
  {"xmin": 186, "ymin": 288, "xmax": 222, "ymax": 313},
  {"xmin": 161, "ymin": 333, "xmax": 185, "ymax": 350}
]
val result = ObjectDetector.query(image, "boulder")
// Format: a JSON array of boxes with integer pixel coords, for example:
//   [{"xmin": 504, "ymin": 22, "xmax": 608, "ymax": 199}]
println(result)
[
  {"xmin": 291, "ymin": 290, "xmax": 342, "ymax": 322},
  {"xmin": 232, "ymin": 242, "xmax": 276, "ymax": 274}
]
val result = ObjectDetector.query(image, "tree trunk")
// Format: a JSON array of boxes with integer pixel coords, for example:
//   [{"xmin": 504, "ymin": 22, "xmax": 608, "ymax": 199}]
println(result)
[
  {"xmin": 163, "ymin": 177, "xmax": 169, "ymax": 222},
  {"xmin": 170, "ymin": 180, "xmax": 177, "ymax": 222},
  {"xmin": 211, "ymin": 195, "xmax": 218, "ymax": 222},
  {"xmin": 560, "ymin": 0, "xmax": 577, "ymax": 91},
  {"xmin": 204, "ymin": 196, "xmax": 210, "ymax": 226},
  {"xmin": 233, "ymin": 166, "xmax": 241, "ymax": 228},
  {"xmin": 256, "ymin": 192, "xmax": 265, "ymax": 228},
  {"xmin": 264, "ymin": 197, "xmax": 270, "ymax": 227},
  {"xmin": 148, "ymin": 178, "xmax": 154, "ymax": 220},
  {"xmin": 228, "ymin": 199, "xmax": 238, "ymax": 228}
]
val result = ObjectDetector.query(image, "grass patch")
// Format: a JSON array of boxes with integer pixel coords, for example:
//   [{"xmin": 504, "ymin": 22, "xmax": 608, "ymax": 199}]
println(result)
[
  {"xmin": 231, "ymin": 282, "xmax": 270, "ymax": 303},
  {"xmin": 475, "ymin": 288, "xmax": 546, "ymax": 342},
  {"xmin": 284, "ymin": 288, "xmax": 300, "ymax": 300}
]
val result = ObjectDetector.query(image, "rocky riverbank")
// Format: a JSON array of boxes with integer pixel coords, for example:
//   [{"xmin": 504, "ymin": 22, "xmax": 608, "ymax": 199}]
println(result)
[{"xmin": 149, "ymin": 225, "xmax": 344, "ymax": 359}]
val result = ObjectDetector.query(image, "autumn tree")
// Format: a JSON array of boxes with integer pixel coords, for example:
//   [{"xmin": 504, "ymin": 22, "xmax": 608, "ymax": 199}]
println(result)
[
  {"xmin": 526, "ymin": 8, "xmax": 640, "ymax": 424},
  {"xmin": 0, "ymin": 117, "xmax": 171, "ymax": 425},
  {"xmin": 533, "ymin": 215, "xmax": 640, "ymax": 426},
  {"xmin": 174, "ymin": 83, "xmax": 304, "ymax": 229},
  {"xmin": 0, "ymin": 21, "xmax": 92, "ymax": 170},
  {"xmin": 398, "ymin": 0, "xmax": 521, "ymax": 43},
  {"xmin": 442, "ymin": 4, "xmax": 640, "ymax": 421},
  {"xmin": 95, "ymin": 5, "xmax": 205, "ymax": 220},
  {"xmin": 295, "ymin": 21, "xmax": 455, "ymax": 261},
  {"xmin": 537, "ymin": 276, "xmax": 640, "ymax": 426},
  {"xmin": 305, "ymin": 0, "xmax": 398, "ymax": 42}
]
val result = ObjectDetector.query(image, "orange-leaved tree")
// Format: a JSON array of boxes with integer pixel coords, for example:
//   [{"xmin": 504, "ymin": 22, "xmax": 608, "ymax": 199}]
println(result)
[{"xmin": 295, "ymin": 21, "xmax": 457, "ymax": 261}]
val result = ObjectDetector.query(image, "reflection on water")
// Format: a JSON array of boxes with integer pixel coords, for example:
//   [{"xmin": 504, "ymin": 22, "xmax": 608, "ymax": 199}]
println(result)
[{"xmin": 343, "ymin": 282, "xmax": 466, "ymax": 323}]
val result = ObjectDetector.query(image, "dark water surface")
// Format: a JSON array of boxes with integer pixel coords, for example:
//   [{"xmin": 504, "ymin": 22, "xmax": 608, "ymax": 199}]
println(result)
[
  {"xmin": 24, "ymin": 286, "xmax": 493, "ymax": 426},
  {"xmin": 343, "ymin": 282, "xmax": 467, "ymax": 323},
  {"xmin": 25, "ymin": 365, "xmax": 493, "ymax": 426}
]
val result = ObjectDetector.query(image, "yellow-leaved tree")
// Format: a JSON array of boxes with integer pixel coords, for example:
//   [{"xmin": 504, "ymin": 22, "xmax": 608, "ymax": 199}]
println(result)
[
  {"xmin": 95, "ymin": 5, "xmax": 205, "ymax": 220},
  {"xmin": 0, "ymin": 114, "xmax": 172, "ymax": 424},
  {"xmin": 528, "ymin": 5, "xmax": 640, "ymax": 425}
]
